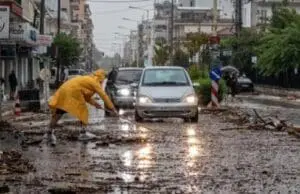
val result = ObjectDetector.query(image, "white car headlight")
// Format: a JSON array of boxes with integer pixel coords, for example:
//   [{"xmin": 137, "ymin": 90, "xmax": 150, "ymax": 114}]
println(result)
[
  {"xmin": 183, "ymin": 94, "xmax": 198, "ymax": 104},
  {"xmin": 138, "ymin": 96, "xmax": 152, "ymax": 104},
  {"xmin": 118, "ymin": 88, "xmax": 130, "ymax": 96}
]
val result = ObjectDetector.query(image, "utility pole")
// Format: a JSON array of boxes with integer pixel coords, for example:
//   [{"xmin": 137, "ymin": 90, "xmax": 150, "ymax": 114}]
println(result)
[
  {"xmin": 40, "ymin": 0, "xmax": 45, "ymax": 34},
  {"xmin": 169, "ymin": 0, "xmax": 174, "ymax": 65},
  {"xmin": 55, "ymin": 0, "xmax": 61, "ymax": 86},
  {"xmin": 213, "ymin": 0, "xmax": 218, "ymax": 35},
  {"xmin": 57, "ymin": 0, "xmax": 61, "ymax": 34},
  {"xmin": 235, "ymin": 0, "xmax": 242, "ymax": 37}
]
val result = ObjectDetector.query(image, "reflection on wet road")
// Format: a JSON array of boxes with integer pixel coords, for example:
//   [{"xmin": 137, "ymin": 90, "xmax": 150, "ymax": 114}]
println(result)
[{"xmin": 1, "ymin": 105, "xmax": 300, "ymax": 193}]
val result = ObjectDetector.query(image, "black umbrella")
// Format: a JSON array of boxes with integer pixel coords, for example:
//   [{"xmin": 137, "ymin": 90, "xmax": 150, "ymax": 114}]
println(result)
[{"xmin": 221, "ymin": 66, "xmax": 240, "ymax": 75}]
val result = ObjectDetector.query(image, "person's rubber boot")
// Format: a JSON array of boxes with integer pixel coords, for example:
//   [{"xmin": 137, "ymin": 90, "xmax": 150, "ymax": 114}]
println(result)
[
  {"xmin": 44, "ymin": 129, "xmax": 57, "ymax": 146},
  {"xmin": 78, "ymin": 129, "xmax": 96, "ymax": 141}
]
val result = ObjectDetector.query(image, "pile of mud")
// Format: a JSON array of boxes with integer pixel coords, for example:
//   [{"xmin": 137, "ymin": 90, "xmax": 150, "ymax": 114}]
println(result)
[{"xmin": 0, "ymin": 150, "xmax": 35, "ymax": 175}]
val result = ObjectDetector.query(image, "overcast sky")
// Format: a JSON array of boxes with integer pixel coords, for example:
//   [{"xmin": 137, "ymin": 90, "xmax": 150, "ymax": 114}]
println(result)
[{"xmin": 89, "ymin": 0, "xmax": 154, "ymax": 57}]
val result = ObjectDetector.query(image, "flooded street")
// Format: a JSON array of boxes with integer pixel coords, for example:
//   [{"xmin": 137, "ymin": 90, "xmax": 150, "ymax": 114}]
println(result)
[{"xmin": 1, "ymin": 96, "xmax": 300, "ymax": 193}]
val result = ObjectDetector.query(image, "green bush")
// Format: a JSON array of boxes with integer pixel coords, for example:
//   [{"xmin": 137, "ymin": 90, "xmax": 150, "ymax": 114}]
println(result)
[
  {"xmin": 188, "ymin": 64, "xmax": 201, "ymax": 81},
  {"xmin": 195, "ymin": 78, "xmax": 228, "ymax": 105},
  {"xmin": 187, "ymin": 64, "xmax": 209, "ymax": 81}
]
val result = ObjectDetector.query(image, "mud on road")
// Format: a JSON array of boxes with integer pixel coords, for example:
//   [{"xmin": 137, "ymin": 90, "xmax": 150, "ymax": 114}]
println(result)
[{"xmin": 1, "ymin": 107, "xmax": 300, "ymax": 193}]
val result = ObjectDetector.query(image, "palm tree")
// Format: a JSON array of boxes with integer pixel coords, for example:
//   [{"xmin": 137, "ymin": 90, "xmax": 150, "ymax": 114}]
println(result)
[{"xmin": 153, "ymin": 40, "xmax": 169, "ymax": 66}]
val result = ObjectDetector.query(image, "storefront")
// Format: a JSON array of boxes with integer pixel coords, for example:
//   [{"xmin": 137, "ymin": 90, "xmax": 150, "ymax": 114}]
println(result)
[{"xmin": 0, "ymin": 20, "xmax": 39, "ymax": 92}]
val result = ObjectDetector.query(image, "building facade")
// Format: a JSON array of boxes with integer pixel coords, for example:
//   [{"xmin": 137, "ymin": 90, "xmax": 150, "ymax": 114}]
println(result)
[
  {"xmin": 0, "ymin": 0, "xmax": 40, "ymax": 92},
  {"xmin": 0, "ymin": 0, "xmax": 94, "ymax": 95},
  {"xmin": 242, "ymin": 0, "xmax": 300, "ymax": 27}
]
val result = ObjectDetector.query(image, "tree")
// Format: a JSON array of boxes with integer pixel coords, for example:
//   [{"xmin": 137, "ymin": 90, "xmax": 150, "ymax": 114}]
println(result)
[
  {"xmin": 184, "ymin": 32, "xmax": 208, "ymax": 61},
  {"xmin": 221, "ymin": 29, "xmax": 260, "ymax": 73},
  {"xmin": 53, "ymin": 33, "xmax": 82, "ymax": 67},
  {"xmin": 256, "ymin": 20, "xmax": 300, "ymax": 76},
  {"xmin": 173, "ymin": 49, "xmax": 189, "ymax": 67},
  {"xmin": 255, "ymin": 5, "xmax": 300, "ymax": 76},
  {"xmin": 270, "ymin": 6, "xmax": 300, "ymax": 29},
  {"xmin": 153, "ymin": 41, "xmax": 169, "ymax": 66}
]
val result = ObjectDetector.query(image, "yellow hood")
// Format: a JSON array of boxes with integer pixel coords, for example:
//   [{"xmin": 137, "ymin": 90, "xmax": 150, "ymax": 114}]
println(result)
[{"xmin": 91, "ymin": 69, "xmax": 106, "ymax": 82}]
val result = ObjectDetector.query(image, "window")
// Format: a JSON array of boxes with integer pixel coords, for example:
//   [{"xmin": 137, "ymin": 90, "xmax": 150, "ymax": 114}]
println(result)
[
  {"xmin": 115, "ymin": 70, "xmax": 142, "ymax": 84},
  {"xmin": 142, "ymin": 69, "xmax": 190, "ymax": 86}
]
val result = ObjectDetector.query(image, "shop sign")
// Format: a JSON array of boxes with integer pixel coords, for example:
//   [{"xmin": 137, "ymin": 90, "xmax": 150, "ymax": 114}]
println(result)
[
  {"xmin": 0, "ymin": 1, "xmax": 22, "ymax": 17},
  {"xmin": 38, "ymin": 35, "xmax": 53, "ymax": 46},
  {"xmin": 9, "ymin": 22, "xmax": 39, "ymax": 45}
]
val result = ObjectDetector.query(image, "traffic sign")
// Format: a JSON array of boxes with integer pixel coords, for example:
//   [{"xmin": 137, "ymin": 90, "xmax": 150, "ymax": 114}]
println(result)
[{"xmin": 209, "ymin": 67, "xmax": 222, "ymax": 81}]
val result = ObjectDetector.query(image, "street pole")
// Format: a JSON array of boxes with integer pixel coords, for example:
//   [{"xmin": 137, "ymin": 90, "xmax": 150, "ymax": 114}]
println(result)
[
  {"xmin": 40, "ymin": 0, "xmax": 45, "ymax": 34},
  {"xmin": 169, "ymin": 0, "xmax": 174, "ymax": 65},
  {"xmin": 213, "ymin": 0, "xmax": 217, "ymax": 35},
  {"xmin": 39, "ymin": 0, "xmax": 49, "ymax": 111},
  {"xmin": 55, "ymin": 0, "xmax": 61, "ymax": 86},
  {"xmin": 235, "ymin": 0, "xmax": 242, "ymax": 37}
]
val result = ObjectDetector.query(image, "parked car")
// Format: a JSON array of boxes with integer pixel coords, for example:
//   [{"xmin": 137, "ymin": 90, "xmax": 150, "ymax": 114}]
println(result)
[
  {"xmin": 105, "ymin": 67, "xmax": 143, "ymax": 115},
  {"xmin": 236, "ymin": 75, "xmax": 254, "ymax": 93},
  {"xmin": 67, "ymin": 69, "xmax": 87, "ymax": 80},
  {"xmin": 135, "ymin": 66, "xmax": 199, "ymax": 122},
  {"xmin": 49, "ymin": 68, "xmax": 87, "ymax": 88}
]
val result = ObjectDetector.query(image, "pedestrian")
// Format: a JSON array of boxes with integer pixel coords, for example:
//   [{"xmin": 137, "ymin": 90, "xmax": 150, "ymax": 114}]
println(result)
[
  {"xmin": 230, "ymin": 73, "xmax": 238, "ymax": 98},
  {"xmin": 61, "ymin": 67, "xmax": 69, "ymax": 82},
  {"xmin": 8, "ymin": 70, "xmax": 18, "ymax": 100},
  {"xmin": 0, "ymin": 78, "xmax": 5, "ymax": 102},
  {"xmin": 46, "ymin": 69, "xmax": 118, "ymax": 146}
]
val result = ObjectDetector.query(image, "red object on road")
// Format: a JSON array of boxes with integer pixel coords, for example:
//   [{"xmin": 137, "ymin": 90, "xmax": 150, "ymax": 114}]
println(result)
[{"xmin": 14, "ymin": 98, "xmax": 21, "ymax": 116}]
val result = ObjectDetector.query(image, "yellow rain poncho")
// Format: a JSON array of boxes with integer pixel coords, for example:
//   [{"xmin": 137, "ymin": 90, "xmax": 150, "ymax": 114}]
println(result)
[{"xmin": 48, "ymin": 69, "xmax": 114, "ymax": 125}]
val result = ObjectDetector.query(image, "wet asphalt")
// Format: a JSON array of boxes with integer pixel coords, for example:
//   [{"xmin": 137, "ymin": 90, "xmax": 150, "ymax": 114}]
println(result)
[{"xmin": 1, "ymin": 94, "xmax": 300, "ymax": 193}]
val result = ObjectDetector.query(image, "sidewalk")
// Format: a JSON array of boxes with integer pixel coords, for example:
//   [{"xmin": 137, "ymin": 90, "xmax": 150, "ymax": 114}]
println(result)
[{"xmin": 256, "ymin": 85, "xmax": 300, "ymax": 98}]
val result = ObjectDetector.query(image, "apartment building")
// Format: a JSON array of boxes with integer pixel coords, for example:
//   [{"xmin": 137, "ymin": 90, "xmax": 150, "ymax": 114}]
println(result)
[
  {"xmin": 242, "ymin": 0, "xmax": 300, "ymax": 27},
  {"xmin": 0, "ymin": 0, "xmax": 40, "ymax": 91}
]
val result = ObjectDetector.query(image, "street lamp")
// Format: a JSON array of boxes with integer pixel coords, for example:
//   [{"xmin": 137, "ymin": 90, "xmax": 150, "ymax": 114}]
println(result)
[
  {"xmin": 122, "ymin": 17, "xmax": 138, "ymax": 22},
  {"xmin": 118, "ymin": 25, "xmax": 131, "ymax": 30},
  {"xmin": 129, "ymin": 6, "xmax": 149, "ymax": 20}
]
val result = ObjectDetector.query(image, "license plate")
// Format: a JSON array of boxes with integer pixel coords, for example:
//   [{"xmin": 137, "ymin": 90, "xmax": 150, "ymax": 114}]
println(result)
[
  {"xmin": 242, "ymin": 84, "xmax": 248, "ymax": 87},
  {"xmin": 158, "ymin": 107, "xmax": 168, "ymax": 111}
]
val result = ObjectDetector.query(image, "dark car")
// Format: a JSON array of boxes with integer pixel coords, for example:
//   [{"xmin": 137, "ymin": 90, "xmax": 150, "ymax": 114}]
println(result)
[
  {"xmin": 105, "ymin": 67, "xmax": 143, "ymax": 115},
  {"xmin": 236, "ymin": 76, "xmax": 254, "ymax": 93}
]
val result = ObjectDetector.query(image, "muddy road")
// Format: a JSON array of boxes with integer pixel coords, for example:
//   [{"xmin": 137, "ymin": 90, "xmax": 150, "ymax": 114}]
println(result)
[{"xmin": 1, "ymin": 102, "xmax": 300, "ymax": 193}]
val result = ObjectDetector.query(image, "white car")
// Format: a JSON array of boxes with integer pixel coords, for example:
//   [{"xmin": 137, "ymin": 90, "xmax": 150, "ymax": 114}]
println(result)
[{"xmin": 135, "ymin": 66, "xmax": 199, "ymax": 122}]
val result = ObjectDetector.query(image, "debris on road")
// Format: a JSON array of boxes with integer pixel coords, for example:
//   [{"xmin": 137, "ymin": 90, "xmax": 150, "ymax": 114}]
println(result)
[
  {"xmin": 48, "ymin": 183, "xmax": 101, "ymax": 194},
  {"xmin": 0, "ymin": 184, "xmax": 9, "ymax": 193},
  {"xmin": 95, "ymin": 135, "xmax": 147, "ymax": 147},
  {"xmin": 203, "ymin": 107, "xmax": 297, "ymax": 135},
  {"xmin": 0, "ymin": 121, "xmax": 11, "ymax": 131},
  {"xmin": 0, "ymin": 150, "xmax": 35, "ymax": 175}
]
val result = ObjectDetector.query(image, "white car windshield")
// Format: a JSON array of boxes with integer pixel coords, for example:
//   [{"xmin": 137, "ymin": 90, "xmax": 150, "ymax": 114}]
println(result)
[{"xmin": 142, "ymin": 69, "xmax": 190, "ymax": 86}]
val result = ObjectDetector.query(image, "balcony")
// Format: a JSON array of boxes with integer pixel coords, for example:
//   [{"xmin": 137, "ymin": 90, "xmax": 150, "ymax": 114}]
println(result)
[
  {"xmin": 70, "ymin": 0, "xmax": 80, "ymax": 5},
  {"xmin": 84, "ymin": 4, "xmax": 91, "ymax": 17},
  {"xmin": 256, "ymin": 0, "xmax": 300, "ymax": 6}
]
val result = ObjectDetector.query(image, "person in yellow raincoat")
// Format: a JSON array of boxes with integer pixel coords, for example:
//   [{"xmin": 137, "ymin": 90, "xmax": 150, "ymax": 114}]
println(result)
[{"xmin": 46, "ymin": 69, "xmax": 118, "ymax": 145}]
